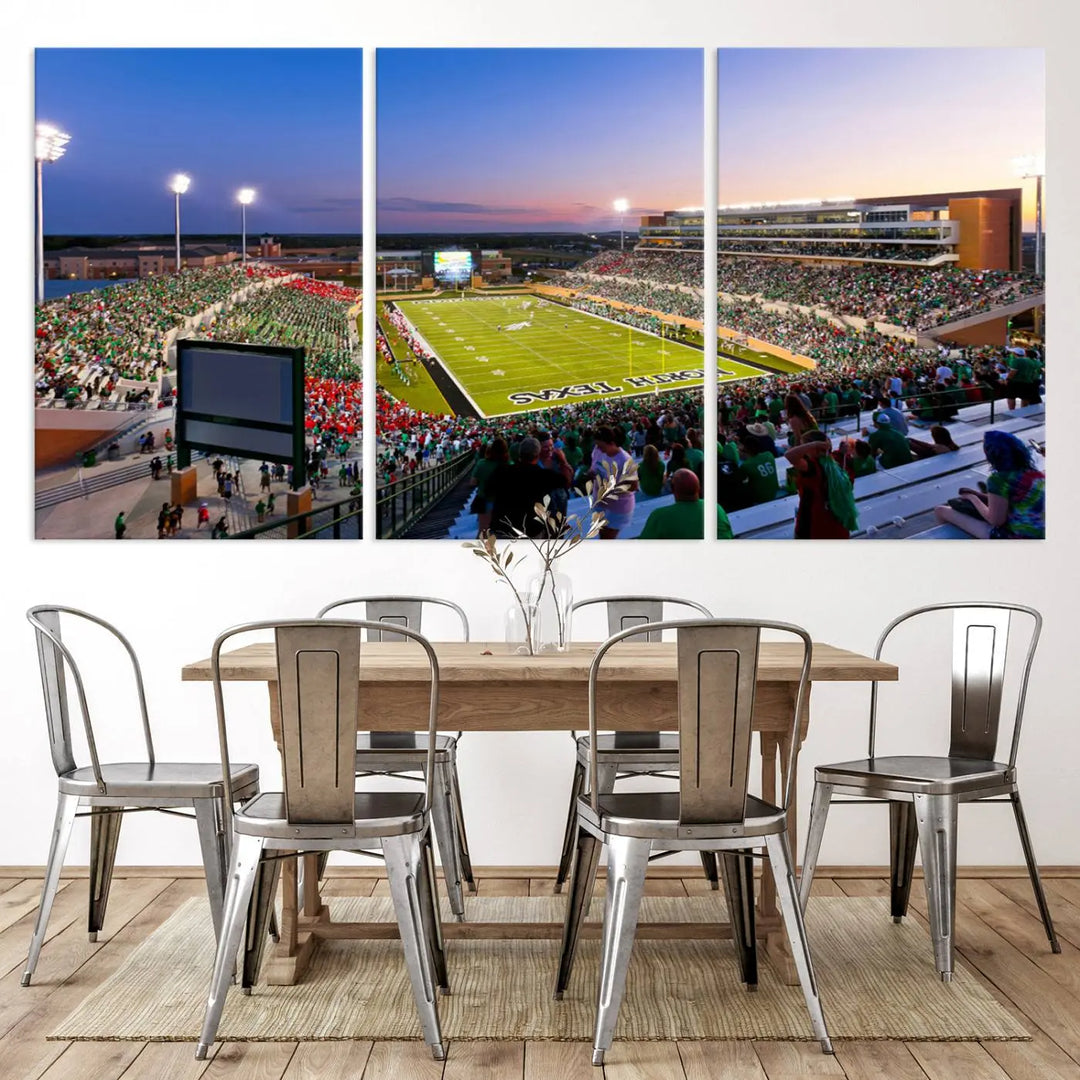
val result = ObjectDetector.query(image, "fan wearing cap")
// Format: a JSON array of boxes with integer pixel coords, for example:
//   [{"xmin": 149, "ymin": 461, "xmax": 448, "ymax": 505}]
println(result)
[{"xmin": 865, "ymin": 410, "xmax": 914, "ymax": 469}]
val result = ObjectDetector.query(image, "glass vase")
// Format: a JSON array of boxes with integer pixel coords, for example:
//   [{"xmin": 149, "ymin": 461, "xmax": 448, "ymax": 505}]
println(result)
[
  {"xmin": 527, "ymin": 570, "xmax": 574, "ymax": 653},
  {"xmin": 504, "ymin": 600, "xmax": 540, "ymax": 655}
]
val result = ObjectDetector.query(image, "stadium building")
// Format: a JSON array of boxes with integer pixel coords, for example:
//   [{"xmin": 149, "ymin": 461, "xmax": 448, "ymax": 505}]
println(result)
[{"xmin": 639, "ymin": 188, "xmax": 1024, "ymax": 271}]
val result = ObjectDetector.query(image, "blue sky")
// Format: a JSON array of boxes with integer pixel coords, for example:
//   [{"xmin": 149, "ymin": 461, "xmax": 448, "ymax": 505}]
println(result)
[
  {"xmin": 35, "ymin": 48, "xmax": 363, "ymax": 234},
  {"xmin": 377, "ymin": 49, "xmax": 703, "ymax": 232}
]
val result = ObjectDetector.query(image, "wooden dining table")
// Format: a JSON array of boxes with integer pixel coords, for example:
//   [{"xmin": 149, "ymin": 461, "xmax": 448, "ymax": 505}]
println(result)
[{"xmin": 182, "ymin": 639, "xmax": 897, "ymax": 986}]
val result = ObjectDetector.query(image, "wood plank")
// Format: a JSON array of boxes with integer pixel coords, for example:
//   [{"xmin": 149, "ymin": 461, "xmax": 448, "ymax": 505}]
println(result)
[
  {"xmin": 0, "ymin": 880, "xmax": 70, "ymax": 936},
  {"xmin": 834, "ymin": 1043, "xmax": 928, "ymax": 1080},
  {"xmin": 121, "ymin": 1042, "xmax": 218, "ymax": 1080},
  {"xmin": 443, "ymin": 1041, "xmax": 524, "ymax": 1080},
  {"xmin": 321, "ymin": 877, "xmax": 379, "ymax": 898},
  {"xmin": 524, "ymin": 1041, "xmax": 596, "ymax": 1080},
  {"xmin": 842, "ymin": 877, "xmax": 1080, "ymax": 1068},
  {"xmin": 361, "ymin": 1041, "xmax": 445, "ymax": 1080},
  {"xmin": 957, "ymin": 881, "xmax": 1079, "ymax": 996},
  {"xmin": 183, "ymin": 640, "xmax": 896, "ymax": 686},
  {"xmin": 201, "ymin": 1042, "xmax": 298, "ymax": 1080},
  {"xmin": 530, "ymin": 876, "xmax": 688, "ymax": 897},
  {"xmin": 751, "ymin": 1043, "xmax": 845, "ymax": 1078},
  {"xmin": 0, "ymin": 879, "xmax": 197, "ymax": 1080},
  {"xmin": 37, "ymin": 1042, "xmax": 143, "ymax": 1079},
  {"xmin": 282, "ymin": 1042, "xmax": 374, "ymax": 1080},
  {"xmin": 0, "ymin": 880, "xmax": 21, "ymax": 896},
  {"xmin": 1009, "ymin": 880, "xmax": 1080, "ymax": 951},
  {"xmin": 0, "ymin": 880, "xmax": 79, "ymax": 980},
  {"xmin": 983, "ymin": 1030, "xmax": 1080, "ymax": 1080},
  {"xmin": 603, "ymin": 1041, "xmax": 687, "ymax": 1079},
  {"xmin": 678, "ymin": 1041, "xmax": 767, "ymax": 1079},
  {"xmin": 475, "ymin": 878, "xmax": 529, "ymax": 898},
  {"xmin": 908, "ymin": 1042, "xmax": 1010, "ymax": 1080}
]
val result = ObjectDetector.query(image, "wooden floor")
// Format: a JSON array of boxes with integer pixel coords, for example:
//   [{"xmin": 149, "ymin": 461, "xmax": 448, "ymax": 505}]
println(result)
[{"xmin": 2, "ymin": 868, "xmax": 1079, "ymax": 1079}]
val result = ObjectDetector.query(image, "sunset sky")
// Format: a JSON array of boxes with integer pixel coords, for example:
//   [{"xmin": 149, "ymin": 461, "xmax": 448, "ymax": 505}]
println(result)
[
  {"xmin": 720, "ymin": 48, "xmax": 1045, "ymax": 228},
  {"xmin": 377, "ymin": 49, "xmax": 703, "ymax": 233},
  {"xmin": 35, "ymin": 49, "xmax": 363, "ymax": 234}
]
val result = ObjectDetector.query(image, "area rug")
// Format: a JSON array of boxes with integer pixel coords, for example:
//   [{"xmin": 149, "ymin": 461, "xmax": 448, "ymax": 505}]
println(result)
[{"xmin": 51, "ymin": 895, "xmax": 1026, "ymax": 1042}]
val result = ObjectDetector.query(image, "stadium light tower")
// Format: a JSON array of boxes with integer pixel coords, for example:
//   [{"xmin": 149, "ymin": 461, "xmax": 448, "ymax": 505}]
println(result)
[
  {"xmin": 1012, "ymin": 154, "xmax": 1045, "ymax": 277},
  {"xmin": 237, "ymin": 187, "xmax": 256, "ymax": 265},
  {"xmin": 613, "ymin": 197, "xmax": 630, "ymax": 251},
  {"xmin": 35, "ymin": 123, "xmax": 71, "ymax": 304},
  {"xmin": 171, "ymin": 174, "xmax": 191, "ymax": 273}
]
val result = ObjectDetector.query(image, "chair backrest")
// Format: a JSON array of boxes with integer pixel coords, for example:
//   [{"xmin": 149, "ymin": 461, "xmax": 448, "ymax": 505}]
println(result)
[
  {"xmin": 26, "ymin": 605, "xmax": 154, "ymax": 789},
  {"xmin": 573, "ymin": 596, "xmax": 714, "ymax": 747},
  {"xmin": 588, "ymin": 619, "xmax": 811, "ymax": 822},
  {"xmin": 572, "ymin": 595, "xmax": 712, "ymax": 643},
  {"xmin": 316, "ymin": 596, "xmax": 470, "ymax": 642},
  {"xmin": 211, "ymin": 619, "xmax": 440, "ymax": 826},
  {"xmin": 870, "ymin": 602, "xmax": 1041, "ymax": 768}
]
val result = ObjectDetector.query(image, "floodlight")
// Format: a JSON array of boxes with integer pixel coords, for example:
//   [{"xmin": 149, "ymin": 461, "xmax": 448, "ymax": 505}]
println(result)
[
  {"xmin": 35, "ymin": 123, "xmax": 71, "ymax": 163},
  {"xmin": 171, "ymin": 173, "xmax": 191, "ymax": 195},
  {"xmin": 238, "ymin": 187, "xmax": 256, "ymax": 205}
]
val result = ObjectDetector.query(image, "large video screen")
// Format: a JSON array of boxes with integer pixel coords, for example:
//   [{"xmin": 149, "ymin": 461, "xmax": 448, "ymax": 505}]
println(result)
[
  {"xmin": 176, "ymin": 340, "xmax": 304, "ymax": 463},
  {"xmin": 434, "ymin": 250, "xmax": 473, "ymax": 282}
]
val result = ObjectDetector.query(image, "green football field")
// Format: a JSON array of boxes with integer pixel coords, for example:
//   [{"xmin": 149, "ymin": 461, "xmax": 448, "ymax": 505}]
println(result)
[{"xmin": 392, "ymin": 296, "xmax": 766, "ymax": 418}]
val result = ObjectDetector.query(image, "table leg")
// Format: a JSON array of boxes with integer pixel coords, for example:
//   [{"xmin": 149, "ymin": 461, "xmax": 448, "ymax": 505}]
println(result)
[
  {"xmin": 759, "ymin": 683, "xmax": 811, "ymax": 986},
  {"xmin": 261, "ymin": 682, "xmax": 328, "ymax": 985}
]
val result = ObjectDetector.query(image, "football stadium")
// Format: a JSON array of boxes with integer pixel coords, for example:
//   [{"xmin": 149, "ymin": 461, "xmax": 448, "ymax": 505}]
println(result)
[{"xmin": 374, "ymin": 190, "xmax": 1044, "ymax": 541}]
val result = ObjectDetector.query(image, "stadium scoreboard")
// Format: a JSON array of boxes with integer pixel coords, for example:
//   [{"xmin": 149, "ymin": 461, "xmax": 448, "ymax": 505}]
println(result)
[
  {"xmin": 434, "ymin": 250, "xmax": 473, "ymax": 284},
  {"xmin": 175, "ymin": 339, "xmax": 306, "ymax": 486}
]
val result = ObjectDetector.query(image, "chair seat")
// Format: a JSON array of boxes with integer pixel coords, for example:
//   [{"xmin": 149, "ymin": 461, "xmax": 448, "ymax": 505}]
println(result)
[
  {"xmin": 356, "ymin": 733, "xmax": 456, "ymax": 770},
  {"xmin": 577, "ymin": 790, "xmax": 785, "ymax": 841},
  {"xmin": 576, "ymin": 733, "xmax": 679, "ymax": 767},
  {"xmin": 59, "ymin": 761, "xmax": 259, "ymax": 800},
  {"xmin": 816, "ymin": 755, "xmax": 1014, "ymax": 795},
  {"xmin": 234, "ymin": 791, "xmax": 426, "ymax": 840}
]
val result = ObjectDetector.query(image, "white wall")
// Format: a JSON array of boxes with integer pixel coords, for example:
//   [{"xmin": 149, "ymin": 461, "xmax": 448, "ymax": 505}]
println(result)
[{"xmin": 3, "ymin": 0, "xmax": 1077, "ymax": 872}]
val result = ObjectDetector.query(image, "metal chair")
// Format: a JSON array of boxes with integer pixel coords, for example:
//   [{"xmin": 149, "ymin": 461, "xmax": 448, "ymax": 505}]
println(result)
[
  {"xmin": 23, "ymin": 605, "xmax": 261, "ymax": 987},
  {"xmin": 196, "ymin": 619, "xmax": 447, "ymax": 1061},
  {"xmin": 554, "ymin": 596, "xmax": 717, "ymax": 893},
  {"xmin": 555, "ymin": 619, "xmax": 832, "ymax": 1065},
  {"xmin": 316, "ymin": 596, "xmax": 474, "ymax": 919},
  {"xmin": 799, "ymin": 602, "xmax": 1060, "ymax": 982}
]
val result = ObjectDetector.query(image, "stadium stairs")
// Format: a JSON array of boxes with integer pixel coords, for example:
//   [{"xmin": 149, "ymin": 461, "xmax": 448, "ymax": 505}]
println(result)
[
  {"xmin": 401, "ymin": 471, "xmax": 478, "ymax": 539},
  {"xmin": 727, "ymin": 401, "xmax": 1044, "ymax": 540}
]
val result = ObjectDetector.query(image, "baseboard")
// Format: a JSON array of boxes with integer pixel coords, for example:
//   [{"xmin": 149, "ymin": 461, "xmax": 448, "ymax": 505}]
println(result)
[{"xmin": 2, "ymin": 864, "xmax": 1078, "ymax": 879}]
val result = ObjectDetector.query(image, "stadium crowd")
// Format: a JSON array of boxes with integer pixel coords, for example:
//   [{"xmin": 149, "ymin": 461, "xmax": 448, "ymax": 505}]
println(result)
[
  {"xmin": 34, "ymin": 264, "xmax": 284, "ymax": 404},
  {"xmin": 568, "ymin": 249, "xmax": 1043, "ymax": 333}
]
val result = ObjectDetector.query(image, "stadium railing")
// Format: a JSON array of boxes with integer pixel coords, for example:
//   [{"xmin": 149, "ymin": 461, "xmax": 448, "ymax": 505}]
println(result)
[
  {"xmin": 377, "ymin": 450, "xmax": 475, "ymax": 539},
  {"xmin": 228, "ymin": 488, "xmax": 364, "ymax": 540}
]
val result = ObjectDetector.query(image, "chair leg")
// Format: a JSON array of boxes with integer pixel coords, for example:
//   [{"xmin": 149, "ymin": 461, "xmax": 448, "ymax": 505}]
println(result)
[
  {"xmin": 913, "ymin": 792, "xmax": 959, "ymax": 981},
  {"xmin": 719, "ymin": 850, "xmax": 757, "ymax": 989},
  {"xmin": 700, "ymin": 852, "xmax": 720, "ymax": 891},
  {"xmin": 1010, "ymin": 790, "xmax": 1061, "ymax": 953},
  {"xmin": 889, "ymin": 801, "xmax": 919, "ymax": 923},
  {"xmin": 241, "ymin": 853, "xmax": 281, "ymax": 992},
  {"xmin": 196, "ymin": 833, "xmax": 264, "ymax": 1060},
  {"xmin": 592, "ymin": 834, "xmax": 651, "ymax": 1066},
  {"xmin": 798, "ymin": 781, "xmax": 833, "ymax": 913},
  {"xmin": 596, "ymin": 763, "xmax": 619, "ymax": 795},
  {"xmin": 446, "ymin": 752, "xmax": 476, "ymax": 893},
  {"xmin": 194, "ymin": 798, "xmax": 228, "ymax": 942},
  {"xmin": 554, "ymin": 825, "xmax": 602, "ymax": 999},
  {"xmin": 765, "ymin": 831, "xmax": 833, "ymax": 1054},
  {"xmin": 382, "ymin": 833, "xmax": 445, "ymax": 1061},
  {"xmin": 430, "ymin": 760, "xmax": 466, "ymax": 920},
  {"xmin": 88, "ymin": 808, "xmax": 124, "ymax": 942},
  {"xmin": 416, "ymin": 827, "xmax": 450, "ymax": 994},
  {"xmin": 554, "ymin": 759, "xmax": 587, "ymax": 894},
  {"xmin": 22, "ymin": 792, "xmax": 78, "ymax": 986}
]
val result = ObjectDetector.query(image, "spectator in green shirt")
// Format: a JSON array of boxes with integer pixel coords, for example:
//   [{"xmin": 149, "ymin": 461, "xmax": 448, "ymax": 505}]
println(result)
[
  {"xmin": 866, "ymin": 412, "xmax": 914, "ymax": 469},
  {"xmin": 637, "ymin": 469, "xmax": 733, "ymax": 540},
  {"xmin": 737, "ymin": 429, "xmax": 780, "ymax": 505},
  {"xmin": 637, "ymin": 444, "xmax": 666, "ymax": 498}
]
